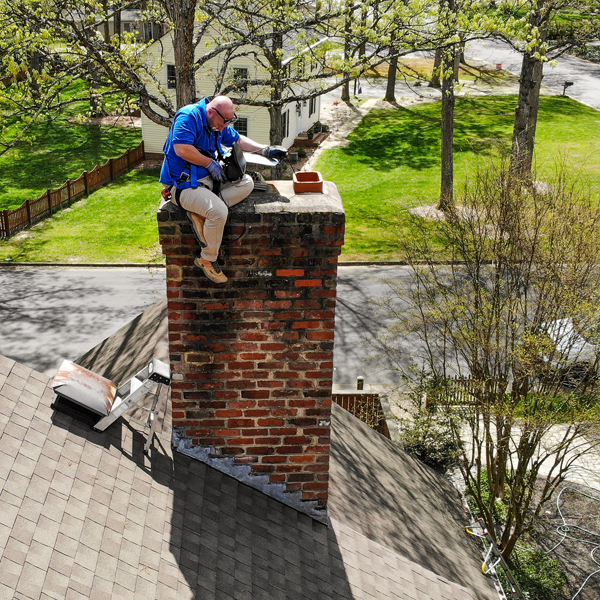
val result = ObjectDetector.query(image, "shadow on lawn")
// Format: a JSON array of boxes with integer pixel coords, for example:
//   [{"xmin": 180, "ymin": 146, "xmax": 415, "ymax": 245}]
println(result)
[
  {"xmin": 340, "ymin": 96, "xmax": 530, "ymax": 172},
  {"xmin": 0, "ymin": 117, "xmax": 141, "ymax": 205}
]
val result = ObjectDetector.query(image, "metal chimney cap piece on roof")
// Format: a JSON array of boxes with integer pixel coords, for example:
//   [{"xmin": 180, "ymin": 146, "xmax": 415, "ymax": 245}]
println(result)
[{"xmin": 52, "ymin": 359, "xmax": 117, "ymax": 416}]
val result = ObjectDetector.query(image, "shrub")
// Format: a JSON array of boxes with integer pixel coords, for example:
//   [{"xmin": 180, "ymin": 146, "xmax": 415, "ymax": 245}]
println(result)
[
  {"xmin": 400, "ymin": 413, "xmax": 458, "ymax": 473},
  {"xmin": 504, "ymin": 545, "xmax": 567, "ymax": 600}
]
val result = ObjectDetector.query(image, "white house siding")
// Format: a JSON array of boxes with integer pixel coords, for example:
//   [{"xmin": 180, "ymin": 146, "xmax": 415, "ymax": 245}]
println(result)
[{"xmin": 141, "ymin": 29, "xmax": 321, "ymax": 154}]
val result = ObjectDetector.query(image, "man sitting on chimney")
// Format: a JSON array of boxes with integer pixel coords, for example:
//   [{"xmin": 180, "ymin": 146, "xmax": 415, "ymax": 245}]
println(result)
[{"xmin": 160, "ymin": 95, "xmax": 286, "ymax": 283}]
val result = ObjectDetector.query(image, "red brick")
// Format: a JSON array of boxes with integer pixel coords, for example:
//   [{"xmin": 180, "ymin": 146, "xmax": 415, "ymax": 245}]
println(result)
[
  {"xmin": 274, "ymin": 371, "xmax": 299, "ymax": 379},
  {"xmin": 301, "ymin": 482, "xmax": 329, "ymax": 490},
  {"xmin": 292, "ymin": 321, "xmax": 321, "ymax": 329},
  {"xmin": 284, "ymin": 436, "xmax": 311, "ymax": 445},
  {"xmin": 264, "ymin": 301, "xmax": 292, "ymax": 309},
  {"xmin": 257, "ymin": 381, "xmax": 284, "ymax": 388},
  {"xmin": 246, "ymin": 447, "xmax": 275, "ymax": 456},
  {"xmin": 231, "ymin": 343, "xmax": 258, "ymax": 351},
  {"xmin": 306, "ymin": 331, "xmax": 335, "ymax": 340},
  {"xmin": 275, "ymin": 445, "xmax": 303, "ymax": 454},
  {"xmin": 215, "ymin": 429, "xmax": 242, "ymax": 437},
  {"xmin": 229, "ymin": 400, "xmax": 256, "ymax": 408},
  {"xmin": 215, "ymin": 391, "xmax": 241, "ymax": 400},
  {"xmin": 242, "ymin": 428, "xmax": 269, "ymax": 436},
  {"xmin": 269, "ymin": 428, "xmax": 298, "ymax": 436},
  {"xmin": 255, "ymin": 437, "xmax": 280, "ymax": 445},
  {"xmin": 257, "ymin": 418, "xmax": 285, "ymax": 427},
  {"xmin": 241, "ymin": 390, "xmax": 270, "ymax": 399},
  {"xmin": 295, "ymin": 279, "xmax": 322, "ymax": 288},
  {"xmin": 245, "ymin": 410, "xmax": 270, "ymax": 418},
  {"xmin": 261, "ymin": 456, "xmax": 287, "ymax": 464},
  {"xmin": 275, "ymin": 290, "xmax": 302, "ymax": 299},
  {"xmin": 260, "ymin": 343, "xmax": 286, "ymax": 350},
  {"xmin": 215, "ymin": 410, "xmax": 243, "ymax": 418},
  {"xmin": 239, "ymin": 332, "xmax": 269, "ymax": 341},
  {"xmin": 276, "ymin": 269, "xmax": 305, "ymax": 277},
  {"xmin": 202, "ymin": 302, "xmax": 230, "ymax": 310},
  {"xmin": 234, "ymin": 300, "xmax": 264, "ymax": 309}
]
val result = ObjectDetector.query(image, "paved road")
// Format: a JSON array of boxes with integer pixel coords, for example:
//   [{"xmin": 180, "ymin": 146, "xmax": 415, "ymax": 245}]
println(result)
[
  {"xmin": 323, "ymin": 39, "xmax": 600, "ymax": 111},
  {"xmin": 465, "ymin": 38, "xmax": 600, "ymax": 111},
  {"xmin": 0, "ymin": 267, "xmax": 167, "ymax": 375},
  {"xmin": 0, "ymin": 265, "xmax": 413, "ymax": 385}
]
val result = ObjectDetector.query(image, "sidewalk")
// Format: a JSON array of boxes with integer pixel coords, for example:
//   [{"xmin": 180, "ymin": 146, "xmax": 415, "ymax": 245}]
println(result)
[{"xmin": 302, "ymin": 98, "xmax": 379, "ymax": 171}]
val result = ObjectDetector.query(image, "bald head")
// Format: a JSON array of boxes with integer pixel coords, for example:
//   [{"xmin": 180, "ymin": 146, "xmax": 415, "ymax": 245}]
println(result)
[
  {"xmin": 206, "ymin": 96, "xmax": 236, "ymax": 131},
  {"xmin": 208, "ymin": 96, "xmax": 235, "ymax": 114}
]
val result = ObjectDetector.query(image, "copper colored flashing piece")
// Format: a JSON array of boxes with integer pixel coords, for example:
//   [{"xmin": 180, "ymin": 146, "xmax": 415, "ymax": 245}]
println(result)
[
  {"xmin": 52, "ymin": 360, "xmax": 117, "ymax": 416},
  {"xmin": 293, "ymin": 171, "xmax": 323, "ymax": 193}
]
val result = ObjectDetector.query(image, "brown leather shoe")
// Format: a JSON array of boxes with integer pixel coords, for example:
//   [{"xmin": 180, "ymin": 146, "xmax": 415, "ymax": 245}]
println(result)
[
  {"xmin": 194, "ymin": 257, "xmax": 227, "ymax": 283},
  {"xmin": 186, "ymin": 212, "xmax": 207, "ymax": 248}
]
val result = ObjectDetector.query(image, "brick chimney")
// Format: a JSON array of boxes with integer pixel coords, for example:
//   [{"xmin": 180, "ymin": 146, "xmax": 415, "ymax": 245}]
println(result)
[{"xmin": 157, "ymin": 181, "xmax": 344, "ymax": 521}]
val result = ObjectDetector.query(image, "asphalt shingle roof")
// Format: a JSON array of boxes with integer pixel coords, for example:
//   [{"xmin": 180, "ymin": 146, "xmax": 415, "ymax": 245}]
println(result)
[{"xmin": 0, "ymin": 301, "xmax": 498, "ymax": 600}]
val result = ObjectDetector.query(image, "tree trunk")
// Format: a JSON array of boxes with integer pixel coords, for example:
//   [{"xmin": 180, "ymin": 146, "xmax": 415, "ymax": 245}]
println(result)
[
  {"xmin": 341, "ymin": 0, "xmax": 352, "ymax": 102},
  {"xmin": 385, "ymin": 55, "xmax": 398, "ymax": 103},
  {"xmin": 114, "ymin": 9, "xmax": 121, "ymax": 38},
  {"xmin": 28, "ymin": 53, "xmax": 42, "ymax": 100},
  {"xmin": 511, "ymin": 8, "xmax": 548, "ymax": 178},
  {"xmin": 102, "ymin": 0, "xmax": 110, "ymax": 42},
  {"xmin": 429, "ymin": 48, "xmax": 442, "ymax": 88},
  {"xmin": 438, "ymin": 46, "xmax": 455, "ymax": 212},
  {"xmin": 169, "ymin": 0, "xmax": 198, "ymax": 108},
  {"xmin": 511, "ymin": 53, "xmax": 544, "ymax": 178},
  {"xmin": 453, "ymin": 41, "xmax": 464, "ymax": 82}
]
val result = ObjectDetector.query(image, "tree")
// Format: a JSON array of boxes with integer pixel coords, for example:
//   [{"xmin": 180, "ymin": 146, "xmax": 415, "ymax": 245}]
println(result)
[
  {"xmin": 380, "ymin": 157, "xmax": 600, "ymax": 559},
  {"xmin": 0, "ymin": 0, "xmax": 178, "ymax": 155},
  {"xmin": 199, "ymin": 0, "xmax": 434, "ymax": 143},
  {"xmin": 508, "ymin": 0, "xmax": 600, "ymax": 177},
  {"xmin": 437, "ymin": 0, "xmax": 458, "ymax": 211}
]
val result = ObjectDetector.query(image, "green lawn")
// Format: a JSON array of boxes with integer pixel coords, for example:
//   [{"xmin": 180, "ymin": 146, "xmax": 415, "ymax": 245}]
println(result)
[
  {"xmin": 2, "ymin": 94, "xmax": 600, "ymax": 264},
  {"xmin": 0, "ymin": 81, "xmax": 142, "ymax": 210},
  {"xmin": 0, "ymin": 168, "xmax": 163, "ymax": 263},
  {"xmin": 316, "ymin": 95, "xmax": 600, "ymax": 260}
]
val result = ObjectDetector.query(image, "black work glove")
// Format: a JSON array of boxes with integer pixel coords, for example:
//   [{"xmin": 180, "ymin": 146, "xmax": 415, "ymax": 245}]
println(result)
[{"xmin": 260, "ymin": 145, "xmax": 288, "ymax": 160}]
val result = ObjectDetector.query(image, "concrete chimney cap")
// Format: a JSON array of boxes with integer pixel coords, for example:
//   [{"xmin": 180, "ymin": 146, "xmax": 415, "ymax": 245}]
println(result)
[{"xmin": 255, "ymin": 180, "xmax": 343, "ymax": 214}]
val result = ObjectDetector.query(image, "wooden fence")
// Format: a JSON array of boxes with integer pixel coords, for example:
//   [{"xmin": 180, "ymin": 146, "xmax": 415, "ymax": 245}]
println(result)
[
  {"xmin": 424, "ymin": 376, "xmax": 507, "ymax": 407},
  {"xmin": 0, "ymin": 141, "xmax": 145, "ymax": 239},
  {"xmin": 332, "ymin": 392, "xmax": 391, "ymax": 439}
]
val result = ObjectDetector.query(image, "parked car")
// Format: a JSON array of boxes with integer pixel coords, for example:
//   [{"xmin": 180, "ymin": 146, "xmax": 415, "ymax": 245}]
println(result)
[{"xmin": 541, "ymin": 318, "xmax": 600, "ymax": 388}]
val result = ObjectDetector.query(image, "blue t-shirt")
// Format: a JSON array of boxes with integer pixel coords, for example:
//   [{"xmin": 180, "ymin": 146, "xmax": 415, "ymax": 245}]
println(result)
[{"xmin": 159, "ymin": 98, "xmax": 240, "ymax": 189}]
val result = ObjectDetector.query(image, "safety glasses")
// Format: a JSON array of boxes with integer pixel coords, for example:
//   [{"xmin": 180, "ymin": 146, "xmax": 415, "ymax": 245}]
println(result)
[{"xmin": 212, "ymin": 106, "xmax": 238, "ymax": 125}]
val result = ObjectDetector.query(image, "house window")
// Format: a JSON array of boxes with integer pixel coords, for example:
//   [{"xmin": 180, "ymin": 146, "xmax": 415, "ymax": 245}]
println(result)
[
  {"xmin": 282, "ymin": 110, "xmax": 289, "ymax": 139},
  {"xmin": 309, "ymin": 97, "xmax": 316, "ymax": 117},
  {"xmin": 167, "ymin": 64, "xmax": 176, "ymax": 89},
  {"xmin": 236, "ymin": 117, "xmax": 248, "ymax": 137},
  {"xmin": 233, "ymin": 67, "xmax": 248, "ymax": 92}
]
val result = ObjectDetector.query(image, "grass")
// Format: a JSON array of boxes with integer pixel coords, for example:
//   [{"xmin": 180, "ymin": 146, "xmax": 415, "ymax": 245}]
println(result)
[
  {"xmin": 3, "ymin": 94, "xmax": 600, "ymax": 264},
  {"xmin": 315, "ymin": 95, "xmax": 600, "ymax": 260},
  {"xmin": 0, "ymin": 168, "xmax": 163, "ymax": 263},
  {"xmin": 0, "ymin": 80, "xmax": 141, "ymax": 210}
]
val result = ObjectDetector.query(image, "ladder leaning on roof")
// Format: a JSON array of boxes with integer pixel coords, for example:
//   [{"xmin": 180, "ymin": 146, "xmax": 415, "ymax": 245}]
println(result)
[
  {"xmin": 51, "ymin": 358, "xmax": 171, "ymax": 454},
  {"xmin": 466, "ymin": 519, "xmax": 526, "ymax": 600}
]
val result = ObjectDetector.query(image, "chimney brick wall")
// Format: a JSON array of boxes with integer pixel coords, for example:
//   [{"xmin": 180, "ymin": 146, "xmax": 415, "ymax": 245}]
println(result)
[{"xmin": 157, "ymin": 182, "xmax": 344, "ymax": 517}]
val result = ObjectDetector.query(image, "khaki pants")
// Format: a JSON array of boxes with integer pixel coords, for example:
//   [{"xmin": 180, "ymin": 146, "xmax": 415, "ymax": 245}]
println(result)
[{"xmin": 172, "ymin": 174, "xmax": 254, "ymax": 262}]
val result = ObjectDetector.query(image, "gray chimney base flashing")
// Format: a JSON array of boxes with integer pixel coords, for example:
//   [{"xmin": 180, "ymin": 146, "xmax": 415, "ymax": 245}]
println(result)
[{"xmin": 172, "ymin": 428, "xmax": 328, "ymax": 524}]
